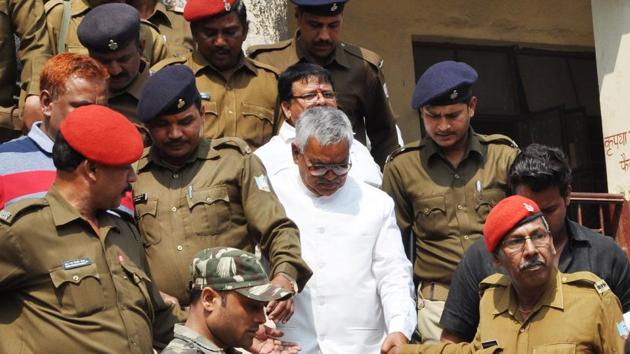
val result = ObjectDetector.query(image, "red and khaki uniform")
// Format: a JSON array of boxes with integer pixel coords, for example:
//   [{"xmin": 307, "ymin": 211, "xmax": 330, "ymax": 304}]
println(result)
[
  {"xmin": 133, "ymin": 138, "xmax": 312, "ymax": 304},
  {"xmin": 0, "ymin": 187, "xmax": 184, "ymax": 353},
  {"xmin": 152, "ymin": 53, "xmax": 278, "ymax": 150},
  {"xmin": 248, "ymin": 33, "xmax": 400, "ymax": 166},
  {"xmin": 401, "ymin": 270, "xmax": 627, "ymax": 353},
  {"xmin": 45, "ymin": 0, "xmax": 169, "ymax": 65},
  {"xmin": 0, "ymin": 0, "xmax": 51, "ymax": 139}
]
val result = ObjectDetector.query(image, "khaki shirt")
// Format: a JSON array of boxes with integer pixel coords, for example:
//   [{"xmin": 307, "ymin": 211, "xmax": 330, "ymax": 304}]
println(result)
[
  {"xmin": 248, "ymin": 33, "xmax": 400, "ymax": 166},
  {"xmin": 0, "ymin": 0, "xmax": 50, "ymax": 105},
  {"xmin": 133, "ymin": 138, "xmax": 312, "ymax": 304},
  {"xmin": 0, "ymin": 187, "xmax": 184, "ymax": 353},
  {"xmin": 146, "ymin": 2, "xmax": 193, "ymax": 58},
  {"xmin": 382, "ymin": 130, "xmax": 518, "ymax": 287},
  {"xmin": 401, "ymin": 270, "xmax": 626, "ymax": 353},
  {"xmin": 45, "ymin": 0, "xmax": 169, "ymax": 65},
  {"xmin": 152, "ymin": 52, "xmax": 278, "ymax": 150},
  {"xmin": 109, "ymin": 60, "xmax": 150, "ymax": 123}
]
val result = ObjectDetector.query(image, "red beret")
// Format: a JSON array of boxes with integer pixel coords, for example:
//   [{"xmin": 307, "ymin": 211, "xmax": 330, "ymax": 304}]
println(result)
[
  {"xmin": 483, "ymin": 195, "xmax": 543, "ymax": 253},
  {"xmin": 184, "ymin": 0, "xmax": 239, "ymax": 22},
  {"xmin": 60, "ymin": 105, "xmax": 143, "ymax": 166}
]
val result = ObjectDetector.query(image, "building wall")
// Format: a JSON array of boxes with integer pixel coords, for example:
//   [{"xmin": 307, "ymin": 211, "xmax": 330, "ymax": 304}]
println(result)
[{"xmin": 290, "ymin": 0, "xmax": 595, "ymax": 143}]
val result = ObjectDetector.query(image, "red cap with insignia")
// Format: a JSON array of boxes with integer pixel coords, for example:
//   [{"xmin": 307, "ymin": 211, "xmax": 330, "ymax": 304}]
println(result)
[
  {"xmin": 483, "ymin": 195, "xmax": 543, "ymax": 252},
  {"xmin": 184, "ymin": 0, "xmax": 239, "ymax": 22},
  {"xmin": 59, "ymin": 105, "xmax": 144, "ymax": 166}
]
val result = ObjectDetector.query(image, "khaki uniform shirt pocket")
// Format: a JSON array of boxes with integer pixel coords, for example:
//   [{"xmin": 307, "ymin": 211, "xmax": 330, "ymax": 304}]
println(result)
[
  {"xmin": 474, "ymin": 189, "xmax": 505, "ymax": 223},
  {"xmin": 240, "ymin": 103, "xmax": 274, "ymax": 147},
  {"xmin": 186, "ymin": 185, "xmax": 230, "ymax": 236},
  {"xmin": 49, "ymin": 263, "xmax": 104, "ymax": 317},
  {"xmin": 136, "ymin": 198, "xmax": 161, "ymax": 246},
  {"xmin": 202, "ymin": 101, "xmax": 221, "ymax": 139},
  {"xmin": 533, "ymin": 343, "xmax": 576, "ymax": 354},
  {"xmin": 120, "ymin": 261, "xmax": 155, "ymax": 322},
  {"xmin": 413, "ymin": 195, "xmax": 448, "ymax": 238}
]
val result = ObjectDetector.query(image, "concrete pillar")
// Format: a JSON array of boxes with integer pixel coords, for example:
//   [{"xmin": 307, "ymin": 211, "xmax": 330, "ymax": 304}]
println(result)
[{"xmin": 592, "ymin": 1, "xmax": 630, "ymax": 198}]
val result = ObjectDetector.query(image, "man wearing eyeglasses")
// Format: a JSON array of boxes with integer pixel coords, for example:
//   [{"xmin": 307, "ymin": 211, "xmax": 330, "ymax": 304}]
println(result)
[
  {"xmin": 396, "ymin": 195, "xmax": 626, "ymax": 353},
  {"xmin": 269, "ymin": 106, "xmax": 416, "ymax": 354},
  {"xmin": 255, "ymin": 62, "xmax": 382, "ymax": 188}
]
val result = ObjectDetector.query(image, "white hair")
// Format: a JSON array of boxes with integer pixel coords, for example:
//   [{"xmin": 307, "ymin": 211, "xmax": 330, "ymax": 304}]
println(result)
[{"xmin": 294, "ymin": 107, "xmax": 354, "ymax": 153}]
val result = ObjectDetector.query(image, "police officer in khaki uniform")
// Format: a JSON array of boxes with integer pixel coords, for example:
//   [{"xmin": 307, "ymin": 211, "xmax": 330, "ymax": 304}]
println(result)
[
  {"xmin": 77, "ymin": 3, "xmax": 153, "ymax": 143},
  {"xmin": 382, "ymin": 61, "xmax": 519, "ymax": 343},
  {"xmin": 129, "ymin": 0, "xmax": 194, "ymax": 58},
  {"xmin": 44, "ymin": 0, "xmax": 169, "ymax": 64},
  {"xmin": 0, "ymin": 105, "xmax": 185, "ymax": 353},
  {"xmin": 134, "ymin": 65, "xmax": 312, "ymax": 322},
  {"xmin": 152, "ymin": 0, "xmax": 279, "ymax": 150},
  {"xmin": 248, "ymin": 0, "xmax": 399, "ymax": 167},
  {"xmin": 396, "ymin": 196, "xmax": 627, "ymax": 354},
  {"xmin": 0, "ymin": 0, "xmax": 51, "ymax": 141}
]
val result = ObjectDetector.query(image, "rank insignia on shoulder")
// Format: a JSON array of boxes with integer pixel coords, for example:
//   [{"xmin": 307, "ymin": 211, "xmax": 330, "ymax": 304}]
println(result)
[
  {"xmin": 63, "ymin": 258, "xmax": 93, "ymax": 270},
  {"xmin": 0, "ymin": 209, "xmax": 11, "ymax": 222},
  {"xmin": 617, "ymin": 320, "xmax": 629, "ymax": 339},
  {"xmin": 200, "ymin": 92, "xmax": 211, "ymax": 100},
  {"xmin": 594, "ymin": 279, "xmax": 610, "ymax": 295},
  {"xmin": 481, "ymin": 340, "xmax": 499, "ymax": 349},
  {"xmin": 255, "ymin": 175, "xmax": 271, "ymax": 192},
  {"xmin": 133, "ymin": 193, "xmax": 148, "ymax": 204}
]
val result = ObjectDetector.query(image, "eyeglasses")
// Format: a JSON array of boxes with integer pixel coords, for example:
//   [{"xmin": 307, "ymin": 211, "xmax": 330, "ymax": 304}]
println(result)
[
  {"xmin": 291, "ymin": 90, "xmax": 336, "ymax": 102},
  {"xmin": 501, "ymin": 232, "xmax": 551, "ymax": 253},
  {"xmin": 303, "ymin": 156, "xmax": 351, "ymax": 177}
]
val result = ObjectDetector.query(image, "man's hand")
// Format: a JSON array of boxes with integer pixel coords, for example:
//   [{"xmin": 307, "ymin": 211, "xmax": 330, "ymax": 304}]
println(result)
[
  {"xmin": 159, "ymin": 290, "xmax": 180, "ymax": 307},
  {"xmin": 381, "ymin": 332, "xmax": 408, "ymax": 354},
  {"xmin": 267, "ymin": 275, "xmax": 295, "ymax": 323},
  {"xmin": 249, "ymin": 325, "xmax": 301, "ymax": 354}
]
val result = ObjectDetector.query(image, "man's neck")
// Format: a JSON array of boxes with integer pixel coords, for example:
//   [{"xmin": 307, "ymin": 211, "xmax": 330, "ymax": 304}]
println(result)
[
  {"xmin": 185, "ymin": 310, "xmax": 224, "ymax": 349},
  {"xmin": 54, "ymin": 176, "xmax": 101, "ymax": 234},
  {"xmin": 441, "ymin": 133, "xmax": 469, "ymax": 168},
  {"xmin": 128, "ymin": 0, "xmax": 157, "ymax": 19},
  {"xmin": 552, "ymin": 221, "xmax": 570, "ymax": 264}
]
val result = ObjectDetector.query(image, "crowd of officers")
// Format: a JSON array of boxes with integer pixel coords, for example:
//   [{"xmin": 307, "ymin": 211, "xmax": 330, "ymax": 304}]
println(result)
[{"xmin": 1, "ymin": 0, "xmax": 630, "ymax": 353}]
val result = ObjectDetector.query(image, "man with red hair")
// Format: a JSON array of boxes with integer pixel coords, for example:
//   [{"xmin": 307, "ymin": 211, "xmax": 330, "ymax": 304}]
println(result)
[{"xmin": 0, "ymin": 53, "xmax": 109, "ymax": 210}]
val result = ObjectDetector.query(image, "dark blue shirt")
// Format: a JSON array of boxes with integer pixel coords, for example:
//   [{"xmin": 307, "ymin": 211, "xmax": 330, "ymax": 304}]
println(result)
[{"xmin": 440, "ymin": 219, "xmax": 630, "ymax": 341}]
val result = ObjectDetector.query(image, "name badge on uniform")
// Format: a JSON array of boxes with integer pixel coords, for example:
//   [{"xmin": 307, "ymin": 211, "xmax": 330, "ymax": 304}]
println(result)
[
  {"xmin": 481, "ymin": 340, "xmax": 499, "ymax": 349},
  {"xmin": 134, "ymin": 193, "xmax": 148, "ymax": 204},
  {"xmin": 63, "ymin": 258, "xmax": 92, "ymax": 270},
  {"xmin": 255, "ymin": 175, "xmax": 271, "ymax": 192}
]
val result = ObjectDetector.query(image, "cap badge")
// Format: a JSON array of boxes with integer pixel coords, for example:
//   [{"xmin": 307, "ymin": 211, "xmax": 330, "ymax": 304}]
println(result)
[
  {"xmin": 450, "ymin": 89, "xmax": 458, "ymax": 100},
  {"xmin": 330, "ymin": 3, "xmax": 338, "ymax": 11},
  {"xmin": 223, "ymin": 0, "xmax": 231, "ymax": 11},
  {"xmin": 177, "ymin": 98, "xmax": 186, "ymax": 109},
  {"xmin": 523, "ymin": 203, "xmax": 534, "ymax": 212},
  {"xmin": 108, "ymin": 39, "xmax": 118, "ymax": 51}
]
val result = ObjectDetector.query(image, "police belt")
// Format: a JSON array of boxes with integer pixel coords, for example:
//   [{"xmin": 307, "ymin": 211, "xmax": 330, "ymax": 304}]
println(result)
[{"xmin": 419, "ymin": 281, "xmax": 450, "ymax": 302}]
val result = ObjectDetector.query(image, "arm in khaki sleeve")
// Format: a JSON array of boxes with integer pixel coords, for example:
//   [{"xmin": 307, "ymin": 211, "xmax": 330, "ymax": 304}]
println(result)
[
  {"xmin": 398, "ymin": 330, "xmax": 496, "ymax": 354},
  {"xmin": 598, "ymin": 291, "xmax": 626, "ymax": 353},
  {"xmin": 140, "ymin": 22, "xmax": 170, "ymax": 66},
  {"xmin": 240, "ymin": 154, "xmax": 312, "ymax": 291},
  {"xmin": 0, "ymin": 225, "xmax": 28, "ymax": 289},
  {"xmin": 382, "ymin": 163, "xmax": 414, "ymax": 259},
  {"xmin": 364, "ymin": 64, "xmax": 400, "ymax": 167}
]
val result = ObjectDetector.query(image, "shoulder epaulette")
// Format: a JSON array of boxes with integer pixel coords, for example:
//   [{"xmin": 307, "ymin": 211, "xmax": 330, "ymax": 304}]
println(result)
[
  {"xmin": 561, "ymin": 271, "xmax": 611, "ymax": 297},
  {"xmin": 479, "ymin": 273, "xmax": 510, "ymax": 294},
  {"xmin": 478, "ymin": 133, "xmax": 519, "ymax": 149},
  {"xmin": 150, "ymin": 56, "xmax": 187, "ymax": 74},
  {"xmin": 341, "ymin": 42, "xmax": 383, "ymax": 69},
  {"xmin": 210, "ymin": 137, "xmax": 252, "ymax": 155},
  {"xmin": 140, "ymin": 18, "xmax": 160, "ymax": 32},
  {"xmin": 385, "ymin": 141, "xmax": 421, "ymax": 164},
  {"xmin": 44, "ymin": 0, "xmax": 63, "ymax": 14},
  {"xmin": 247, "ymin": 39, "xmax": 293, "ymax": 58},
  {"xmin": 0, "ymin": 199, "xmax": 49, "ymax": 225},
  {"xmin": 248, "ymin": 58, "xmax": 281, "ymax": 76}
]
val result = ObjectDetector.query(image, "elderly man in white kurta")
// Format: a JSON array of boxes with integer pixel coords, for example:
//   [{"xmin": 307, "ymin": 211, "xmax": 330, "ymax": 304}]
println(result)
[
  {"xmin": 270, "ymin": 106, "xmax": 416, "ymax": 354},
  {"xmin": 254, "ymin": 62, "xmax": 382, "ymax": 188}
]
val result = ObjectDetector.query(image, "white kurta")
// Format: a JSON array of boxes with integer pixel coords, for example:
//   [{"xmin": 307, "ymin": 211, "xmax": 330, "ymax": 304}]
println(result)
[
  {"xmin": 272, "ymin": 167, "xmax": 416, "ymax": 354},
  {"xmin": 254, "ymin": 123, "xmax": 383, "ymax": 188}
]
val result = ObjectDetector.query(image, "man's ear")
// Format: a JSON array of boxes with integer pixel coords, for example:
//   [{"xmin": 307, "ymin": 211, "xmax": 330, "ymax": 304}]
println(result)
[
  {"xmin": 83, "ymin": 160, "xmax": 98, "ymax": 181},
  {"xmin": 280, "ymin": 101, "xmax": 292, "ymax": 122},
  {"xmin": 291, "ymin": 143, "xmax": 300, "ymax": 164},
  {"xmin": 200, "ymin": 287, "xmax": 221, "ymax": 312},
  {"xmin": 467, "ymin": 96, "xmax": 478, "ymax": 119},
  {"xmin": 564, "ymin": 185, "xmax": 572, "ymax": 207},
  {"xmin": 40, "ymin": 90, "xmax": 53, "ymax": 117}
]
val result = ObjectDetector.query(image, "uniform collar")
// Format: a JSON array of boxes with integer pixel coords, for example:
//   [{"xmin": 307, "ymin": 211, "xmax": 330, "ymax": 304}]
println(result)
[
  {"xmin": 190, "ymin": 51, "xmax": 257, "ymax": 78},
  {"xmin": 173, "ymin": 324, "xmax": 225, "ymax": 353},
  {"xmin": 46, "ymin": 186, "xmax": 120, "ymax": 233},
  {"xmin": 74, "ymin": 0, "xmax": 91, "ymax": 16},
  {"xmin": 28, "ymin": 121, "xmax": 54, "ymax": 154},
  {"xmin": 494, "ymin": 268, "xmax": 564, "ymax": 316},
  {"xmin": 110, "ymin": 61, "xmax": 150, "ymax": 101},
  {"xmin": 421, "ymin": 128, "xmax": 484, "ymax": 167},
  {"xmin": 148, "ymin": 2, "xmax": 172, "ymax": 27},
  {"xmin": 294, "ymin": 31, "xmax": 350, "ymax": 69},
  {"xmin": 141, "ymin": 139, "xmax": 219, "ymax": 171}
]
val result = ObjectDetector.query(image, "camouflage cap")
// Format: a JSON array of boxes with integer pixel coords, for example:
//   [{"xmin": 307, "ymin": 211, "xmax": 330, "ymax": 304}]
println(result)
[{"xmin": 190, "ymin": 247, "xmax": 293, "ymax": 302}]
